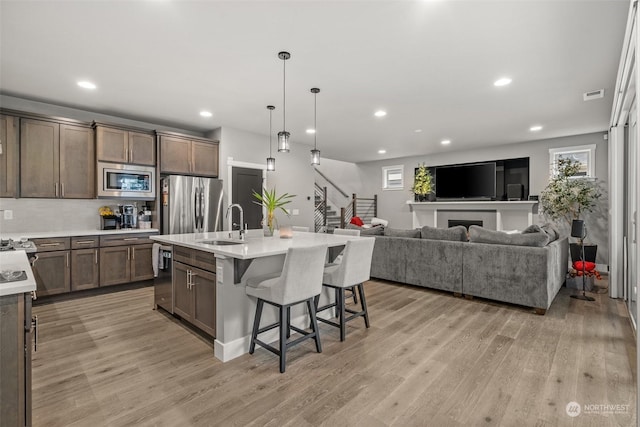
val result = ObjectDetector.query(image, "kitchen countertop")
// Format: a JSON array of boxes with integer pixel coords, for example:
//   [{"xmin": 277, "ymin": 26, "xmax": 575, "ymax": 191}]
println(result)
[
  {"xmin": 0, "ymin": 251, "xmax": 37, "ymax": 296},
  {"xmin": 151, "ymin": 231, "xmax": 368, "ymax": 260},
  {"xmin": 0, "ymin": 229, "xmax": 159, "ymax": 240}
]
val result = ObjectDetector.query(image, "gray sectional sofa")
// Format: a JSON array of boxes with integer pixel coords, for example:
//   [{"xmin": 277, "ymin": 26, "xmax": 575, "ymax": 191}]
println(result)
[{"xmin": 368, "ymin": 225, "xmax": 569, "ymax": 314}]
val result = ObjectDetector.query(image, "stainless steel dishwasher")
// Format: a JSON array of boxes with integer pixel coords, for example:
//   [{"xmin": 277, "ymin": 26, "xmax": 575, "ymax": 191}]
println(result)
[{"xmin": 154, "ymin": 245, "xmax": 173, "ymax": 313}]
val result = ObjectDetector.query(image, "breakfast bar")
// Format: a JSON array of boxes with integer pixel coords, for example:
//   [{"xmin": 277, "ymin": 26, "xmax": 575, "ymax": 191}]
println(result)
[{"xmin": 151, "ymin": 231, "xmax": 365, "ymax": 362}]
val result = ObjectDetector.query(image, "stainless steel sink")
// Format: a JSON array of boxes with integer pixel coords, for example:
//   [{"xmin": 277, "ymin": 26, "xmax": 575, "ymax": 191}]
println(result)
[{"xmin": 198, "ymin": 240, "xmax": 243, "ymax": 246}]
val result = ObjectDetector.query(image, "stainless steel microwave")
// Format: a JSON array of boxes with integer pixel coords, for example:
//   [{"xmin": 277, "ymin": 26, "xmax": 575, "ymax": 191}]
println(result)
[{"xmin": 97, "ymin": 162, "xmax": 156, "ymax": 200}]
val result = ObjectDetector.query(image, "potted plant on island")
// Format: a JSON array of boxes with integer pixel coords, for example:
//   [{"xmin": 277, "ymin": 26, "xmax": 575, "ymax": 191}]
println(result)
[
  {"xmin": 540, "ymin": 157, "xmax": 602, "ymax": 262},
  {"xmin": 411, "ymin": 164, "xmax": 435, "ymax": 202},
  {"xmin": 252, "ymin": 187, "xmax": 296, "ymax": 236}
]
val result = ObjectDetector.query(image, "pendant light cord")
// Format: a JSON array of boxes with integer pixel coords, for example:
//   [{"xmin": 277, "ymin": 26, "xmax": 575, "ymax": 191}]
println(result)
[
  {"xmin": 314, "ymin": 91, "xmax": 317, "ymax": 150},
  {"xmin": 283, "ymin": 59, "xmax": 286, "ymax": 131},
  {"xmin": 269, "ymin": 109, "xmax": 273, "ymax": 157}
]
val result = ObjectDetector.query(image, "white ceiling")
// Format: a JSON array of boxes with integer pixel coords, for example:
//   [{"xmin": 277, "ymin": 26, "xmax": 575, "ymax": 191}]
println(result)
[{"xmin": 0, "ymin": 0, "xmax": 629, "ymax": 163}]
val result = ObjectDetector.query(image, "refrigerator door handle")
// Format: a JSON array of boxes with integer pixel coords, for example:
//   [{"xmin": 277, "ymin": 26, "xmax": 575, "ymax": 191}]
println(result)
[
  {"xmin": 199, "ymin": 189, "xmax": 205, "ymax": 230},
  {"xmin": 194, "ymin": 187, "xmax": 199, "ymax": 231}
]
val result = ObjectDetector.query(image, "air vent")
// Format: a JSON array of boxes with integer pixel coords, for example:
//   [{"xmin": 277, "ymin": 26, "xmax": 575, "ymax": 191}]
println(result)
[{"xmin": 583, "ymin": 89, "xmax": 604, "ymax": 101}]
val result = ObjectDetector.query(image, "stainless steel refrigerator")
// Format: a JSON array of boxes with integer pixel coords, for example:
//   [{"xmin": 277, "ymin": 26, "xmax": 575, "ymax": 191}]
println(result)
[{"xmin": 161, "ymin": 175, "xmax": 224, "ymax": 234}]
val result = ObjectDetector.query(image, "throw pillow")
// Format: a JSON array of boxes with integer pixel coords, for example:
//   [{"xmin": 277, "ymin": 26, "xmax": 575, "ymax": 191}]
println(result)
[
  {"xmin": 350, "ymin": 216, "xmax": 364, "ymax": 227},
  {"xmin": 522, "ymin": 224, "xmax": 543, "ymax": 234},
  {"xmin": 420, "ymin": 225, "xmax": 468, "ymax": 242},
  {"xmin": 371, "ymin": 217, "xmax": 389, "ymax": 227},
  {"xmin": 384, "ymin": 227, "xmax": 421, "ymax": 238},
  {"xmin": 540, "ymin": 223, "xmax": 560, "ymax": 242},
  {"xmin": 468, "ymin": 225, "xmax": 549, "ymax": 247}
]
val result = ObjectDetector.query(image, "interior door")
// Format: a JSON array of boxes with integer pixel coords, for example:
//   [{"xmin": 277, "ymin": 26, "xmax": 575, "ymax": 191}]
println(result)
[{"xmin": 231, "ymin": 167, "xmax": 264, "ymax": 230}]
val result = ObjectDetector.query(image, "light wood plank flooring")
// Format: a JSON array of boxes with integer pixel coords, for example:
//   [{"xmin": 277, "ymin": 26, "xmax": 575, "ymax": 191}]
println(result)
[{"xmin": 32, "ymin": 279, "xmax": 636, "ymax": 426}]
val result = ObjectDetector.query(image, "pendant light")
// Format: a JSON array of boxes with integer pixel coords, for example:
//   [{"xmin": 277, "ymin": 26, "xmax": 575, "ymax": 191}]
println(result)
[
  {"xmin": 310, "ymin": 87, "xmax": 321, "ymax": 165},
  {"xmin": 266, "ymin": 105, "xmax": 276, "ymax": 171},
  {"xmin": 277, "ymin": 51, "xmax": 291, "ymax": 152}
]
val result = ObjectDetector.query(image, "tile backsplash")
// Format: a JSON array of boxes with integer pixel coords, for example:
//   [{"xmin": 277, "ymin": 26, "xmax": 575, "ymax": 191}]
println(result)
[{"xmin": 0, "ymin": 198, "xmax": 150, "ymax": 234}]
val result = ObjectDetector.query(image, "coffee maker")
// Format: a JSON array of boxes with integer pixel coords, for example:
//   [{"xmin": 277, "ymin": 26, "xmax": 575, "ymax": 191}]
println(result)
[{"xmin": 121, "ymin": 204, "xmax": 137, "ymax": 229}]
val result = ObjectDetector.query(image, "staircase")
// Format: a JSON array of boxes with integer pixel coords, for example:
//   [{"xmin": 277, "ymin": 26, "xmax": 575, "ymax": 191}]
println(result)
[{"xmin": 314, "ymin": 180, "xmax": 377, "ymax": 233}]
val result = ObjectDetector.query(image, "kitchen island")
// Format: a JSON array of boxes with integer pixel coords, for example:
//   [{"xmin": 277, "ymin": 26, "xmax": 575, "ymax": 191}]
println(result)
[{"xmin": 151, "ymin": 231, "xmax": 367, "ymax": 362}]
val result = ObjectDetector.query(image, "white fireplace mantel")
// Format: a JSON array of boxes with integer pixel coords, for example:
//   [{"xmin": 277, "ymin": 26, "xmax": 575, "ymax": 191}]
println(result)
[{"xmin": 407, "ymin": 200, "xmax": 539, "ymax": 231}]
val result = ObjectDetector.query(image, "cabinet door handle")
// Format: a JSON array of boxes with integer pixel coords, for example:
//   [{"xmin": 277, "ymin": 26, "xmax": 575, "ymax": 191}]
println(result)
[
  {"xmin": 95, "ymin": 249, "xmax": 98, "ymax": 264},
  {"xmin": 124, "ymin": 145, "xmax": 128, "ymax": 162},
  {"xmin": 39, "ymin": 243, "xmax": 60, "ymax": 247},
  {"xmin": 66, "ymin": 252, "xmax": 69, "ymax": 268},
  {"xmin": 75, "ymin": 240, "xmax": 95, "ymax": 245},
  {"xmin": 127, "ymin": 247, "xmax": 130, "ymax": 260},
  {"xmin": 132, "ymin": 247, "xmax": 135, "ymax": 260},
  {"xmin": 54, "ymin": 182, "xmax": 59, "ymax": 197},
  {"xmin": 190, "ymin": 272, "xmax": 197, "ymax": 288},
  {"xmin": 32, "ymin": 315, "xmax": 38, "ymax": 352},
  {"xmin": 130, "ymin": 148, "xmax": 133, "ymax": 163},
  {"xmin": 0, "ymin": 140, "xmax": 3, "ymax": 155},
  {"xmin": 123, "ymin": 238, "xmax": 139, "ymax": 241},
  {"xmin": 186, "ymin": 269, "xmax": 191, "ymax": 289},
  {"xmin": 61, "ymin": 183, "xmax": 65, "ymax": 198}
]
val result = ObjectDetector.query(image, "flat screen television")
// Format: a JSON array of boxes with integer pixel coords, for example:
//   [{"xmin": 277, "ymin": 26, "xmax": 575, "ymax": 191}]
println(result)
[{"xmin": 435, "ymin": 162, "xmax": 496, "ymax": 199}]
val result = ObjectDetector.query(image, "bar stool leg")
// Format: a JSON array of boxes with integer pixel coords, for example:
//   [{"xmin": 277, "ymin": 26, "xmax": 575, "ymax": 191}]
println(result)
[
  {"xmin": 279, "ymin": 305, "xmax": 287, "ymax": 373},
  {"xmin": 351, "ymin": 286, "xmax": 358, "ymax": 305},
  {"xmin": 357, "ymin": 283, "xmax": 370, "ymax": 328},
  {"xmin": 307, "ymin": 298, "xmax": 322, "ymax": 353},
  {"xmin": 339, "ymin": 288, "xmax": 346, "ymax": 341},
  {"xmin": 286, "ymin": 306, "xmax": 291, "ymax": 339},
  {"xmin": 335, "ymin": 288, "xmax": 340, "ymax": 318},
  {"xmin": 249, "ymin": 299, "xmax": 264, "ymax": 354}
]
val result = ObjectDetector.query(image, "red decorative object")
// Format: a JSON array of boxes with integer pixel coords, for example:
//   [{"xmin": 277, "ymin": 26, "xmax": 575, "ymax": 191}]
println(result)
[
  {"xmin": 570, "ymin": 261, "xmax": 601, "ymax": 280},
  {"xmin": 350, "ymin": 216, "xmax": 364, "ymax": 226},
  {"xmin": 573, "ymin": 261, "xmax": 596, "ymax": 271}
]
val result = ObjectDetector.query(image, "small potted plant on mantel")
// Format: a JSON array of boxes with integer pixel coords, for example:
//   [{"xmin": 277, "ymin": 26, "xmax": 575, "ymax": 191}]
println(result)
[
  {"xmin": 411, "ymin": 164, "xmax": 435, "ymax": 202},
  {"xmin": 252, "ymin": 187, "xmax": 296, "ymax": 236},
  {"xmin": 540, "ymin": 157, "xmax": 602, "ymax": 260}
]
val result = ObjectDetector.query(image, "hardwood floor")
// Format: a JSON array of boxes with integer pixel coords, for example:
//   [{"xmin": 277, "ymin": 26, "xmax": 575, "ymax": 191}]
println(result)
[{"xmin": 32, "ymin": 279, "xmax": 636, "ymax": 426}]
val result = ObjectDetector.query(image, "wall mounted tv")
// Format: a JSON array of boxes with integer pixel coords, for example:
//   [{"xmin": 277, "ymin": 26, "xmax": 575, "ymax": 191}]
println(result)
[{"xmin": 435, "ymin": 162, "xmax": 497, "ymax": 199}]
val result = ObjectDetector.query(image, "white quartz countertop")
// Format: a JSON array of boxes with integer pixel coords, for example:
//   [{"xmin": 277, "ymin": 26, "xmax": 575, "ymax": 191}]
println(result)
[
  {"xmin": 151, "ymin": 231, "xmax": 368, "ymax": 260},
  {"xmin": 0, "ymin": 251, "xmax": 37, "ymax": 296},
  {"xmin": 0, "ymin": 229, "xmax": 159, "ymax": 240}
]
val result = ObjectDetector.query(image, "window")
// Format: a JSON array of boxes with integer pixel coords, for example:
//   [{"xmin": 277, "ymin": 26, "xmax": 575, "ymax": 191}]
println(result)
[
  {"xmin": 382, "ymin": 165, "xmax": 404, "ymax": 190},
  {"xmin": 549, "ymin": 144, "xmax": 596, "ymax": 178}
]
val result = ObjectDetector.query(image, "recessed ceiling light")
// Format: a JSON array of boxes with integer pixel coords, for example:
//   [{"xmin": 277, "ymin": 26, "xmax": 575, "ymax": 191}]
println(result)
[
  {"xmin": 441, "ymin": 139, "xmax": 451, "ymax": 145},
  {"xmin": 374, "ymin": 110, "xmax": 387, "ymax": 117},
  {"xmin": 378, "ymin": 149, "xmax": 387, "ymax": 154},
  {"xmin": 530, "ymin": 125, "xmax": 543, "ymax": 132},
  {"xmin": 493, "ymin": 77, "xmax": 512, "ymax": 87},
  {"xmin": 414, "ymin": 129, "xmax": 423, "ymax": 133},
  {"xmin": 306, "ymin": 128, "xmax": 316, "ymax": 134},
  {"xmin": 199, "ymin": 111, "xmax": 213, "ymax": 117},
  {"xmin": 77, "ymin": 81, "xmax": 96, "ymax": 90}
]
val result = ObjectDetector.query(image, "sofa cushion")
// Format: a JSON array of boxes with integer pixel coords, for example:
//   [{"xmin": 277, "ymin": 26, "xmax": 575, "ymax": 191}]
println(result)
[
  {"xmin": 469, "ymin": 225, "xmax": 549, "ymax": 247},
  {"xmin": 347, "ymin": 223, "xmax": 385, "ymax": 236},
  {"xmin": 384, "ymin": 227, "xmax": 420, "ymax": 238},
  {"xmin": 420, "ymin": 225, "xmax": 468, "ymax": 242}
]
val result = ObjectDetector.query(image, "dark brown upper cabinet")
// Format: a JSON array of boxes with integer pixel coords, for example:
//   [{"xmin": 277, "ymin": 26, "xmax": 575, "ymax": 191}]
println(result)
[
  {"xmin": 158, "ymin": 132, "xmax": 219, "ymax": 177},
  {"xmin": 20, "ymin": 118, "xmax": 95, "ymax": 199},
  {"xmin": 95, "ymin": 124, "xmax": 155, "ymax": 166}
]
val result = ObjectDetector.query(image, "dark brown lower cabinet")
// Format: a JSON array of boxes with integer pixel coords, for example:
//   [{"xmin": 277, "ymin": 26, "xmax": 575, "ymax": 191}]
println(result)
[
  {"xmin": 100, "ymin": 243, "xmax": 153, "ymax": 287},
  {"xmin": 71, "ymin": 248, "xmax": 99, "ymax": 291},
  {"xmin": 100, "ymin": 246, "xmax": 131, "ymax": 286},
  {"xmin": 33, "ymin": 250, "xmax": 70, "ymax": 297},
  {"xmin": 173, "ymin": 260, "xmax": 216, "ymax": 337}
]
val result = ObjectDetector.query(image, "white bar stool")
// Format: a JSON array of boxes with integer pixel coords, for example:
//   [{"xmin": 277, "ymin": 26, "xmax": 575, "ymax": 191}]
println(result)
[
  {"xmin": 332, "ymin": 228, "xmax": 361, "ymax": 304},
  {"xmin": 316, "ymin": 238, "xmax": 375, "ymax": 341},
  {"xmin": 246, "ymin": 244, "xmax": 328, "ymax": 373}
]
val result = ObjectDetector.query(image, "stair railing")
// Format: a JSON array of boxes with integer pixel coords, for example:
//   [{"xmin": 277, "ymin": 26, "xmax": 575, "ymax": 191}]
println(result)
[
  {"xmin": 314, "ymin": 184, "xmax": 328, "ymax": 233},
  {"xmin": 340, "ymin": 194, "xmax": 378, "ymax": 228}
]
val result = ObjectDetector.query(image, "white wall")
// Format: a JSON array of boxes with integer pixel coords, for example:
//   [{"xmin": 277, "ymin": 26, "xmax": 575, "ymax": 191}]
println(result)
[
  {"xmin": 353, "ymin": 131, "xmax": 609, "ymax": 263},
  {"xmin": 206, "ymin": 126, "xmax": 316, "ymax": 230},
  {"xmin": 315, "ymin": 158, "xmax": 366, "ymax": 211}
]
